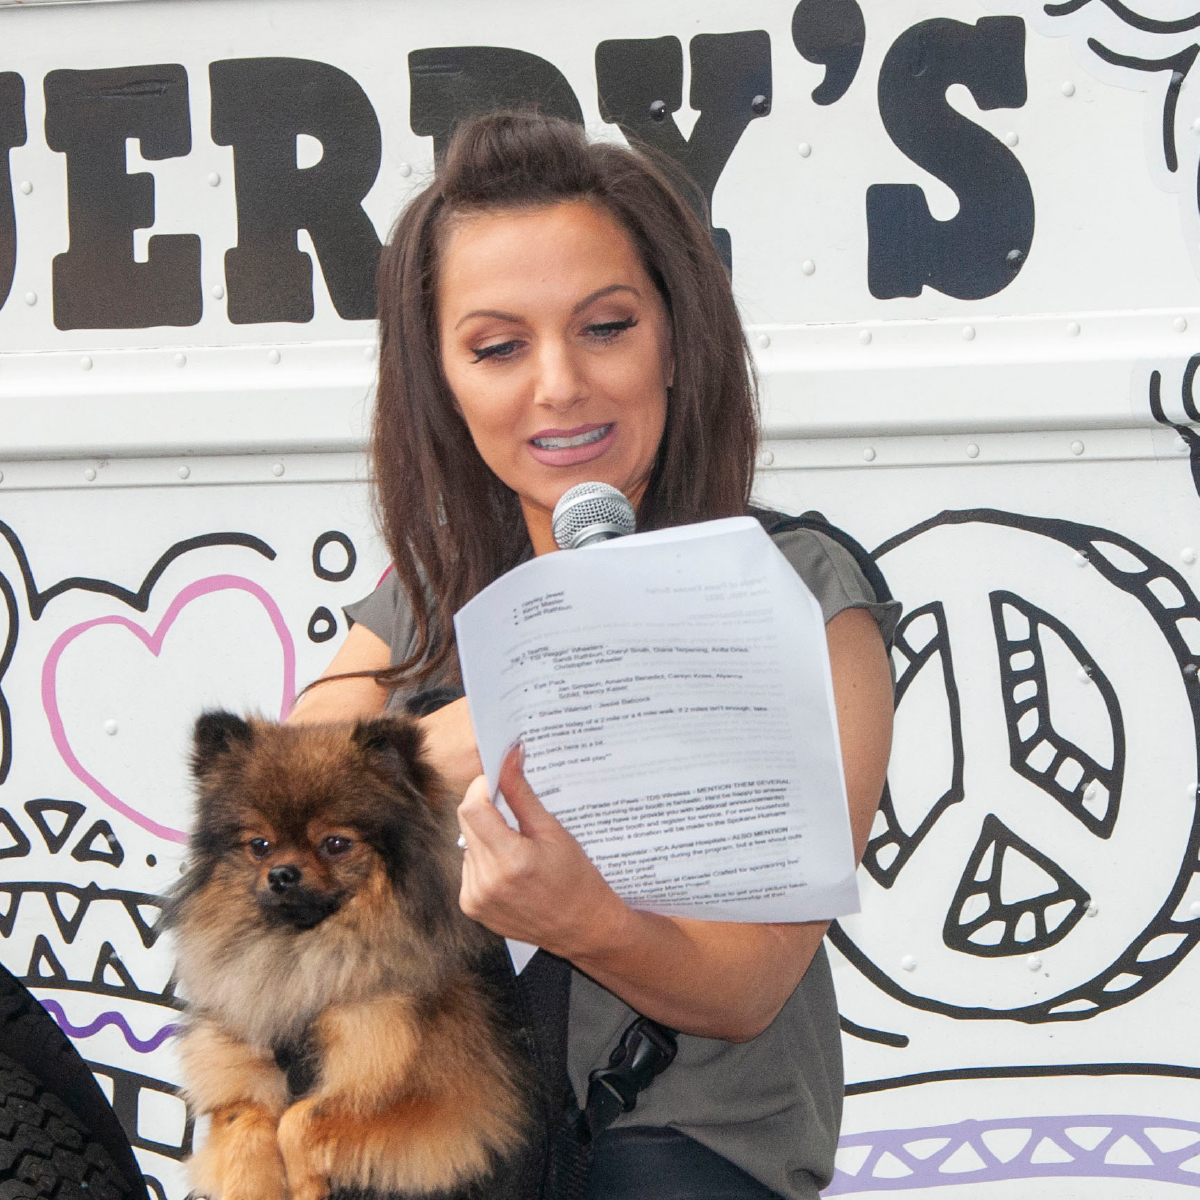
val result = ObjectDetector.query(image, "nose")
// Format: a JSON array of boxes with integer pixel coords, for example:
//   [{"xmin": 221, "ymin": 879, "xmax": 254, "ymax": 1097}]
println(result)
[
  {"xmin": 535, "ymin": 338, "xmax": 587, "ymax": 412},
  {"xmin": 268, "ymin": 864, "xmax": 302, "ymax": 892}
]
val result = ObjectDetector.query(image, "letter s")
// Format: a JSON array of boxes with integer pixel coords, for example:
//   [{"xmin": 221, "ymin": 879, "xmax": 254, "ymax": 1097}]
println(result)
[{"xmin": 867, "ymin": 16, "xmax": 1034, "ymax": 301}]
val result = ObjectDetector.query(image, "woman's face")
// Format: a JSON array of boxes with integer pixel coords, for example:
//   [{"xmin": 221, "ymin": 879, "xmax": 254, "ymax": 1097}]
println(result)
[{"xmin": 437, "ymin": 200, "xmax": 674, "ymax": 552}]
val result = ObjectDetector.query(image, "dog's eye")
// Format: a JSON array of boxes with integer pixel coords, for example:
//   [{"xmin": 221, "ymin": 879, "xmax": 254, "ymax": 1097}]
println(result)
[
  {"xmin": 321, "ymin": 835, "xmax": 352, "ymax": 857},
  {"xmin": 247, "ymin": 838, "xmax": 271, "ymax": 859}
]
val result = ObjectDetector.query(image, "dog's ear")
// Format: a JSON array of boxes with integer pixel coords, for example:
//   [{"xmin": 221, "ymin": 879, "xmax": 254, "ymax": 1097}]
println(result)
[
  {"xmin": 192, "ymin": 711, "xmax": 254, "ymax": 777},
  {"xmin": 352, "ymin": 717, "xmax": 425, "ymax": 784}
]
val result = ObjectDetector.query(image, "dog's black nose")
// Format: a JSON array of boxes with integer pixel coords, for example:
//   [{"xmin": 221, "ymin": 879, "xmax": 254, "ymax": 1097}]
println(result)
[{"xmin": 268, "ymin": 864, "xmax": 302, "ymax": 892}]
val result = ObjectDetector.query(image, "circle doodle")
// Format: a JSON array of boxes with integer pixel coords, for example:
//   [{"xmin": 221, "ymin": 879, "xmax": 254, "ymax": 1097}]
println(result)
[
  {"xmin": 831, "ymin": 510, "xmax": 1200, "ymax": 1022},
  {"xmin": 312, "ymin": 531, "xmax": 357, "ymax": 582},
  {"xmin": 307, "ymin": 606, "xmax": 337, "ymax": 644}
]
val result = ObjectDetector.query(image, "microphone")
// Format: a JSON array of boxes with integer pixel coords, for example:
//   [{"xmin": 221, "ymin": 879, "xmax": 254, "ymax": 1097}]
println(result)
[{"xmin": 552, "ymin": 481, "xmax": 637, "ymax": 549}]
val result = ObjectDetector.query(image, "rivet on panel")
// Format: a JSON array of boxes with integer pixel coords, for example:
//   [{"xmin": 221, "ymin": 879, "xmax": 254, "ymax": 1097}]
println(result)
[
  {"xmin": 80, "ymin": 355, "xmax": 92, "ymax": 371},
  {"xmin": 1185, "ymin": 663, "xmax": 1199, "ymax": 680},
  {"xmin": 103, "ymin": 719, "xmax": 118, "ymax": 736},
  {"xmin": 798, "ymin": 142, "xmax": 812, "ymax": 158},
  {"xmin": 1061, "ymin": 81, "xmax": 1076, "ymax": 96},
  {"xmin": 83, "ymin": 467, "xmax": 97, "ymax": 481},
  {"xmin": 1191, "ymin": 782, "xmax": 1200, "ymax": 800},
  {"xmin": 18, "ymin": 180, "xmax": 31, "ymax": 195},
  {"xmin": 962, "ymin": 325, "xmax": 976, "ymax": 341},
  {"xmin": 212, "ymin": 284, "xmax": 225, "ymax": 300},
  {"xmin": 1006, "ymin": 248, "xmax": 1023, "ymax": 268},
  {"xmin": 1073, "ymin": 552, "xmax": 1088, "ymax": 567},
  {"xmin": 1026, "ymin": 955, "xmax": 1043, "ymax": 971},
  {"xmin": 966, "ymin": 443, "xmax": 980, "ymax": 459},
  {"xmin": 364, "ymin": 344, "xmax": 377, "ymax": 360},
  {"xmin": 900, "ymin": 955, "xmax": 917, "ymax": 972},
  {"xmin": 268, "ymin": 349, "xmax": 281, "ymax": 365},
  {"xmin": 1175, "ymin": 317, "xmax": 1189, "ymax": 333},
  {"xmin": 1067, "ymin": 321, "xmax": 1081, "ymax": 336},
  {"xmin": 859, "ymin": 329, "xmax": 872, "ymax": 345},
  {"xmin": 756, "ymin": 333, "xmax": 771, "ymax": 350},
  {"xmin": 272, "ymin": 462, "xmax": 285, "ymax": 477},
  {"xmin": 1077, "ymin": 666, "xmax": 1092, "ymax": 684},
  {"xmin": 1191, "ymin": 901, "xmax": 1200, "ymax": 917},
  {"xmin": 398, "ymin": 162, "xmax": 412, "ymax": 178},
  {"xmin": 1182, "ymin": 547, "xmax": 1196, "ymax": 564},
  {"xmin": 0, "ymin": 470, "xmax": 5, "ymax": 484},
  {"xmin": 649, "ymin": 99, "xmax": 667, "ymax": 121},
  {"xmin": 1194, "ymin": 116, "xmax": 1200, "ymax": 132},
  {"xmin": 177, "ymin": 465, "xmax": 190, "ymax": 480},
  {"xmin": 759, "ymin": 449, "xmax": 775, "ymax": 467},
  {"xmin": 1177, "ymin": 435, "xmax": 1190, "ymax": 453},
  {"xmin": 174, "ymin": 352, "xmax": 187, "ymax": 368},
  {"xmin": 1086, "ymin": 901, "xmax": 1099, "ymax": 917},
  {"xmin": 207, "ymin": 171, "xmax": 221, "ymax": 187},
  {"xmin": 862, "ymin": 447, "xmax": 876, "ymax": 462},
  {"xmin": 801, "ymin": 260, "xmax": 816, "ymax": 276},
  {"xmin": 1003, "ymin": 131, "xmax": 1019, "ymax": 147},
  {"xmin": 24, "ymin": 291, "xmax": 35, "ymax": 306},
  {"xmin": 1070, "ymin": 440, "xmax": 1084, "ymax": 456},
  {"xmin": 751, "ymin": 94, "xmax": 770, "ymax": 116}
]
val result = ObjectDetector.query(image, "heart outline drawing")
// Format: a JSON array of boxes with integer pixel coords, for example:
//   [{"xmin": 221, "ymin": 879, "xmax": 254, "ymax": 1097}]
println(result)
[{"xmin": 41, "ymin": 574, "xmax": 297, "ymax": 843}]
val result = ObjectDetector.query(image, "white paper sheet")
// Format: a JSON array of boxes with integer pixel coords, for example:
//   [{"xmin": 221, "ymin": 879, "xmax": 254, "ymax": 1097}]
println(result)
[{"xmin": 454, "ymin": 517, "xmax": 860, "ymax": 935}]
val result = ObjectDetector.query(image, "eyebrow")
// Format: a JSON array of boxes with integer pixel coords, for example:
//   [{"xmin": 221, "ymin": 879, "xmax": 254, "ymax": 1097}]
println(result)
[{"xmin": 454, "ymin": 283, "xmax": 642, "ymax": 330}]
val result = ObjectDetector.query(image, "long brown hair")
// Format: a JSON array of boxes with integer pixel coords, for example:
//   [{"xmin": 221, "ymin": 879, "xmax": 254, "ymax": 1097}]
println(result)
[{"xmin": 372, "ymin": 110, "xmax": 758, "ymax": 687}]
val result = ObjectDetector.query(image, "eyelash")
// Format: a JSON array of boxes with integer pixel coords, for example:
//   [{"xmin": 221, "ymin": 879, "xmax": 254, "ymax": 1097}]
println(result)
[{"xmin": 469, "ymin": 317, "xmax": 638, "ymax": 363}]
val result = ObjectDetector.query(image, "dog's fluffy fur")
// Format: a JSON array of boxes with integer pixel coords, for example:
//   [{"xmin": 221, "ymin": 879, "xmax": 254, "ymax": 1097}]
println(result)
[{"xmin": 166, "ymin": 712, "xmax": 530, "ymax": 1200}]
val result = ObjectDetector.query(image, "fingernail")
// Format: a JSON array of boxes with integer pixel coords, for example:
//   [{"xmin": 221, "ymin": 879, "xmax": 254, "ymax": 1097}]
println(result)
[{"xmin": 517, "ymin": 740, "xmax": 526, "ymax": 769}]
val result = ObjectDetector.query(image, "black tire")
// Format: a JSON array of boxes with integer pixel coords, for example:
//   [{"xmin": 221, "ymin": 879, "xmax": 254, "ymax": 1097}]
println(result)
[
  {"xmin": 0, "ymin": 965, "xmax": 145, "ymax": 1200},
  {"xmin": 0, "ymin": 1050, "xmax": 135, "ymax": 1200}
]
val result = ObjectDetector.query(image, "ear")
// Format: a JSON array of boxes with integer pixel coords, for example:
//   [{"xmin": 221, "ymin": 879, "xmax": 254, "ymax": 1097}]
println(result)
[
  {"xmin": 192, "ymin": 711, "xmax": 253, "ymax": 778},
  {"xmin": 352, "ymin": 717, "xmax": 425, "ymax": 783}
]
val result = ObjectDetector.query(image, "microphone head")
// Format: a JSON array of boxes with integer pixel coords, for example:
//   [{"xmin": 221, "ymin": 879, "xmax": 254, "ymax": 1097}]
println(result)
[{"xmin": 552, "ymin": 481, "xmax": 637, "ymax": 549}]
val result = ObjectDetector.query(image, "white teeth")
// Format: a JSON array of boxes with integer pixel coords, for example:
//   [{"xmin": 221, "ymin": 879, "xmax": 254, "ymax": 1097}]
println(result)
[{"xmin": 532, "ymin": 424, "xmax": 611, "ymax": 450}]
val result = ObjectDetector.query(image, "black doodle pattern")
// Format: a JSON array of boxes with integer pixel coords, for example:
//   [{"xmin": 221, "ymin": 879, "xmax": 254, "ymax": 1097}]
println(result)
[
  {"xmin": 944, "ymin": 814, "xmax": 1090, "ymax": 957},
  {"xmin": 311, "ymin": 530, "xmax": 356, "ymax": 582},
  {"xmin": 71, "ymin": 820, "xmax": 125, "ymax": 868},
  {"xmin": 25, "ymin": 797, "xmax": 85, "ymax": 852},
  {"xmin": 86, "ymin": 1060, "xmax": 193, "ymax": 1162},
  {"xmin": 863, "ymin": 602, "xmax": 964, "ymax": 888},
  {"xmin": 0, "ymin": 569, "xmax": 15, "ymax": 785},
  {"xmin": 307, "ymin": 605, "xmax": 337, "ymax": 643},
  {"xmin": 2, "ymin": 881, "xmax": 163, "ymax": 950},
  {"xmin": 0, "ymin": 807, "xmax": 30, "ymax": 859},
  {"xmin": 991, "ymin": 590, "xmax": 1124, "ymax": 838},
  {"xmin": 830, "ymin": 509, "xmax": 1200, "ymax": 1022}
]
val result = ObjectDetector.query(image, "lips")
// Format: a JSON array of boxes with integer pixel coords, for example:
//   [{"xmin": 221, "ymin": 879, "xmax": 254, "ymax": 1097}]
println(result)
[{"xmin": 527, "ymin": 422, "xmax": 617, "ymax": 467}]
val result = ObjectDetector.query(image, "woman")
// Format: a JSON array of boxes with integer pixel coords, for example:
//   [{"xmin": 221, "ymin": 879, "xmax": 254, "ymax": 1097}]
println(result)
[{"xmin": 292, "ymin": 110, "xmax": 897, "ymax": 1200}]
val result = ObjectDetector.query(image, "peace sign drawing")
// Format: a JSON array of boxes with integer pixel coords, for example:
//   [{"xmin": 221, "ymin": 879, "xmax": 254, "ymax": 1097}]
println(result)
[{"xmin": 832, "ymin": 510, "xmax": 1200, "ymax": 1022}]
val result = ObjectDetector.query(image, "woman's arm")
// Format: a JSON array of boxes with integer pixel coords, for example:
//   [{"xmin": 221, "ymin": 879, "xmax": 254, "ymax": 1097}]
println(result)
[
  {"xmin": 287, "ymin": 622, "xmax": 394, "ymax": 724},
  {"xmin": 457, "ymin": 605, "xmax": 894, "ymax": 1042},
  {"xmin": 288, "ymin": 621, "xmax": 486, "ymax": 795}
]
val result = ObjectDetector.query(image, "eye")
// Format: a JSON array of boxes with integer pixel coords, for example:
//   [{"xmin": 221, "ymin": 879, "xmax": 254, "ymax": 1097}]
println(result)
[
  {"xmin": 320, "ymin": 835, "xmax": 353, "ymax": 857},
  {"xmin": 585, "ymin": 317, "xmax": 638, "ymax": 342},
  {"xmin": 470, "ymin": 339, "xmax": 521, "ymax": 363},
  {"xmin": 247, "ymin": 837, "xmax": 271, "ymax": 860}
]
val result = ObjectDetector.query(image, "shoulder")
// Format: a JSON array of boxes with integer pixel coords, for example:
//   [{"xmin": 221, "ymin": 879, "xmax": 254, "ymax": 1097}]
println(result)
[
  {"xmin": 343, "ymin": 571, "xmax": 418, "ymax": 660},
  {"xmin": 762, "ymin": 517, "xmax": 902, "ymax": 647}
]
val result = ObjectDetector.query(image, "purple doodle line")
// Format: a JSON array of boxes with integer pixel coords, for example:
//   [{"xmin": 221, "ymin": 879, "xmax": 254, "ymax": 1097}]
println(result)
[
  {"xmin": 39, "ymin": 996, "xmax": 179, "ymax": 1054},
  {"xmin": 825, "ymin": 1114, "xmax": 1200, "ymax": 1193},
  {"xmin": 41, "ymin": 574, "xmax": 297, "ymax": 844}
]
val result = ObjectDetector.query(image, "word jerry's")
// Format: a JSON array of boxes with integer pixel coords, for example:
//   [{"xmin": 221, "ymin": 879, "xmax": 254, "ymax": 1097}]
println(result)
[{"xmin": 0, "ymin": 16, "xmax": 1034, "ymax": 331}]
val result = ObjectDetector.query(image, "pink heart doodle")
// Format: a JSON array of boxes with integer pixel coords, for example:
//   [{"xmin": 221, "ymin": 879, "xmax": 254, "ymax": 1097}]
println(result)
[{"xmin": 41, "ymin": 575, "xmax": 296, "ymax": 843}]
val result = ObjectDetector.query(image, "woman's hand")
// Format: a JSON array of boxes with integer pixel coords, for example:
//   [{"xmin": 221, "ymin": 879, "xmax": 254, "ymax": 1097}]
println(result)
[
  {"xmin": 418, "ymin": 697, "xmax": 484, "ymax": 798},
  {"xmin": 457, "ymin": 744, "xmax": 624, "ymax": 955}
]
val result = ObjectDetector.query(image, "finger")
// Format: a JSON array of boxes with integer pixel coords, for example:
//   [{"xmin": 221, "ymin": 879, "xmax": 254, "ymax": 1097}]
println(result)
[
  {"xmin": 497, "ymin": 743, "xmax": 561, "ymax": 836},
  {"xmin": 458, "ymin": 776, "xmax": 521, "ymax": 854}
]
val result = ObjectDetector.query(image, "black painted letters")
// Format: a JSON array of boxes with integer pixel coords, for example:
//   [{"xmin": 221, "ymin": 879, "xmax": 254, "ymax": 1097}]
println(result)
[
  {"xmin": 210, "ymin": 58, "xmax": 382, "ymax": 324},
  {"xmin": 44, "ymin": 66, "xmax": 200, "ymax": 329},
  {"xmin": 867, "ymin": 17, "xmax": 1034, "ymax": 300},
  {"xmin": 595, "ymin": 32, "xmax": 771, "ymax": 270},
  {"xmin": 0, "ymin": 74, "xmax": 26, "ymax": 312}
]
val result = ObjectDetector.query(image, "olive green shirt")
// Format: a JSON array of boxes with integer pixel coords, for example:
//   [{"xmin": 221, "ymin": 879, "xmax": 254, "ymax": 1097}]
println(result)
[{"xmin": 345, "ymin": 526, "xmax": 900, "ymax": 1199}]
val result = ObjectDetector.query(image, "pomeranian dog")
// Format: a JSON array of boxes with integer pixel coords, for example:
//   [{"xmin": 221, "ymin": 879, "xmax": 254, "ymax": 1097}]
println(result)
[{"xmin": 166, "ymin": 711, "xmax": 532, "ymax": 1200}]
